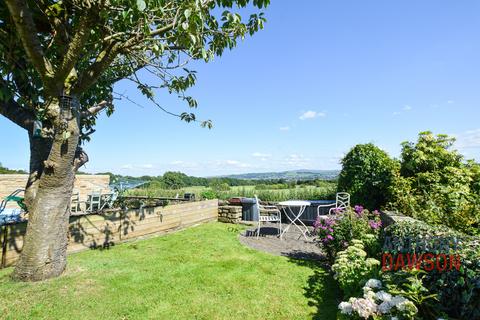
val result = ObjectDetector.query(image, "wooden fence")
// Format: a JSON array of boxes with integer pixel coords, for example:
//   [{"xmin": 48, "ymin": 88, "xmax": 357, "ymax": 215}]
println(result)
[{"xmin": 1, "ymin": 200, "xmax": 218, "ymax": 268}]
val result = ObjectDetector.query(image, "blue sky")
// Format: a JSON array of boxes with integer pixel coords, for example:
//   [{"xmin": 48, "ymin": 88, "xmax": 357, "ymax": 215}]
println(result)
[{"xmin": 1, "ymin": 1, "xmax": 480, "ymax": 177}]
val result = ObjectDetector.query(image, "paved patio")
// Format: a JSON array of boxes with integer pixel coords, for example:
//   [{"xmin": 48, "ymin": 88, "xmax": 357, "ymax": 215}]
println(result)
[{"xmin": 238, "ymin": 223, "xmax": 325, "ymax": 260}]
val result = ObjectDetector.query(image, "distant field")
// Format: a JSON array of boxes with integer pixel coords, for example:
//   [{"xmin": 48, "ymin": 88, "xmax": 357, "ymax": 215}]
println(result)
[{"xmin": 125, "ymin": 183, "xmax": 337, "ymax": 202}]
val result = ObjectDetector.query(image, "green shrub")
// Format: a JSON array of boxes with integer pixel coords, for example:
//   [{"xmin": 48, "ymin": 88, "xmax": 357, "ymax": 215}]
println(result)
[
  {"xmin": 332, "ymin": 240, "xmax": 380, "ymax": 298},
  {"xmin": 338, "ymin": 143, "xmax": 399, "ymax": 210},
  {"xmin": 201, "ymin": 190, "xmax": 218, "ymax": 200},
  {"xmin": 384, "ymin": 220, "xmax": 480, "ymax": 319},
  {"xmin": 388, "ymin": 131, "xmax": 480, "ymax": 236}
]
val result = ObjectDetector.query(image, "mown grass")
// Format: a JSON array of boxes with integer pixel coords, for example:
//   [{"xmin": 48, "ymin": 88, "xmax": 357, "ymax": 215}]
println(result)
[
  {"xmin": 0, "ymin": 222, "xmax": 339, "ymax": 320},
  {"xmin": 126, "ymin": 184, "xmax": 337, "ymax": 202}
]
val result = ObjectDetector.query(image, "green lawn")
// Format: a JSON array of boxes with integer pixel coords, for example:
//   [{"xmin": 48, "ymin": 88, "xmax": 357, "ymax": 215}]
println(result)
[{"xmin": 0, "ymin": 223, "xmax": 339, "ymax": 320}]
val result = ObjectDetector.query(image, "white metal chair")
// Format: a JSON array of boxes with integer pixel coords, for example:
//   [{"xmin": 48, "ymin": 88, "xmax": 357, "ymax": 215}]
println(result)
[
  {"xmin": 317, "ymin": 192, "xmax": 350, "ymax": 219},
  {"xmin": 70, "ymin": 191, "xmax": 81, "ymax": 213},
  {"xmin": 255, "ymin": 195, "xmax": 282, "ymax": 239},
  {"xmin": 86, "ymin": 190, "xmax": 102, "ymax": 213}
]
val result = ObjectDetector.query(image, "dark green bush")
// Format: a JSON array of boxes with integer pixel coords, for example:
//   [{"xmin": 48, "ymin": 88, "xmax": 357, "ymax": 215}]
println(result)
[
  {"xmin": 338, "ymin": 143, "xmax": 399, "ymax": 210},
  {"xmin": 384, "ymin": 220, "xmax": 480, "ymax": 319}
]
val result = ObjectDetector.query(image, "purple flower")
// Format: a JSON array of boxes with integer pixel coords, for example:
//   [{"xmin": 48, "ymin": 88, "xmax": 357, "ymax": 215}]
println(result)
[
  {"xmin": 373, "ymin": 210, "xmax": 380, "ymax": 216},
  {"xmin": 368, "ymin": 220, "xmax": 382, "ymax": 230},
  {"xmin": 322, "ymin": 234, "xmax": 335, "ymax": 243},
  {"xmin": 354, "ymin": 205, "xmax": 364, "ymax": 214},
  {"xmin": 325, "ymin": 217, "xmax": 336, "ymax": 227}
]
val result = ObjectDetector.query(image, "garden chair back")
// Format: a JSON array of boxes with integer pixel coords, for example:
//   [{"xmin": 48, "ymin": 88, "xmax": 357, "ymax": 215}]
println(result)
[
  {"xmin": 317, "ymin": 192, "xmax": 350, "ymax": 218},
  {"xmin": 254, "ymin": 195, "xmax": 282, "ymax": 239}
]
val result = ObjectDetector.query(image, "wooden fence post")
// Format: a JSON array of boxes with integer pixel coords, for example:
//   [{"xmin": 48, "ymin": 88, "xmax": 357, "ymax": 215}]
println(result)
[{"xmin": 1, "ymin": 225, "xmax": 7, "ymax": 268}]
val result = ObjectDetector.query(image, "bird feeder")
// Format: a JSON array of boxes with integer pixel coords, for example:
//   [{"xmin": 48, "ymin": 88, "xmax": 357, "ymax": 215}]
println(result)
[
  {"xmin": 32, "ymin": 120, "xmax": 43, "ymax": 138},
  {"xmin": 59, "ymin": 94, "xmax": 73, "ymax": 121}
]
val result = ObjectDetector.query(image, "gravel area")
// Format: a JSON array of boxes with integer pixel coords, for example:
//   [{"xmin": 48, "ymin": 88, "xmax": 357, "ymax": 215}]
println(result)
[{"xmin": 238, "ymin": 222, "xmax": 325, "ymax": 261}]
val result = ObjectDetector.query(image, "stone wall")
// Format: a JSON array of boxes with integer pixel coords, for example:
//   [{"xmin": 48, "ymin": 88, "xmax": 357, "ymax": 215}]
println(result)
[
  {"xmin": 380, "ymin": 210, "xmax": 417, "ymax": 228},
  {"xmin": 218, "ymin": 204, "xmax": 242, "ymax": 224},
  {"xmin": 0, "ymin": 174, "xmax": 110, "ymax": 207}
]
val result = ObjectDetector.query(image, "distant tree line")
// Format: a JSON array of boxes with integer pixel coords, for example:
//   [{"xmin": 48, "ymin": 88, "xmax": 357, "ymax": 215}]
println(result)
[
  {"xmin": 0, "ymin": 163, "xmax": 26, "ymax": 174},
  {"xmin": 88, "ymin": 170, "xmax": 335, "ymax": 191}
]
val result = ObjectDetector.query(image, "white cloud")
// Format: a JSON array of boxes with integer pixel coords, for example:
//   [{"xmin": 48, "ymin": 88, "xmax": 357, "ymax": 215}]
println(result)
[
  {"xmin": 447, "ymin": 100, "xmax": 455, "ymax": 104},
  {"xmin": 403, "ymin": 105, "xmax": 412, "ymax": 111},
  {"xmin": 120, "ymin": 163, "xmax": 155, "ymax": 170},
  {"xmin": 252, "ymin": 152, "xmax": 271, "ymax": 158},
  {"xmin": 279, "ymin": 126, "xmax": 290, "ymax": 131},
  {"xmin": 225, "ymin": 160, "xmax": 251, "ymax": 168},
  {"xmin": 283, "ymin": 154, "xmax": 311, "ymax": 168},
  {"xmin": 455, "ymin": 129, "xmax": 480, "ymax": 150},
  {"xmin": 392, "ymin": 111, "xmax": 401, "ymax": 116},
  {"xmin": 170, "ymin": 160, "xmax": 199, "ymax": 169},
  {"xmin": 299, "ymin": 110, "xmax": 326, "ymax": 120}
]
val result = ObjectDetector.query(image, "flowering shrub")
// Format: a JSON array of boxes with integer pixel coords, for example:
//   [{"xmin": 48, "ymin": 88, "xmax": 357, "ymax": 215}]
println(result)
[
  {"xmin": 381, "ymin": 269, "xmax": 441, "ymax": 319},
  {"xmin": 314, "ymin": 206, "xmax": 382, "ymax": 260},
  {"xmin": 332, "ymin": 240, "xmax": 380, "ymax": 298},
  {"xmin": 338, "ymin": 278, "xmax": 419, "ymax": 320},
  {"xmin": 384, "ymin": 220, "xmax": 480, "ymax": 319}
]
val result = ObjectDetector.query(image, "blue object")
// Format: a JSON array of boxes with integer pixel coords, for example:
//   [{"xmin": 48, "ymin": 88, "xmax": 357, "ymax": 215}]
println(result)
[
  {"xmin": 0, "ymin": 208, "xmax": 24, "ymax": 226},
  {"xmin": 308, "ymin": 200, "xmax": 336, "ymax": 206}
]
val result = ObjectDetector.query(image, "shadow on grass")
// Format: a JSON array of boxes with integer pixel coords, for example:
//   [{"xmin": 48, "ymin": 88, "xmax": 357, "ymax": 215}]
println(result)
[{"xmin": 287, "ymin": 257, "xmax": 340, "ymax": 320}]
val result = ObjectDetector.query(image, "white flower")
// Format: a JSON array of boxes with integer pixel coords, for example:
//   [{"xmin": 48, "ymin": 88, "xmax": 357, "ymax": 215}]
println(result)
[
  {"xmin": 364, "ymin": 289, "xmax": 376, "ymax": 301},
  {"xmin": 391, "ymin": 296, "xmax": 407, "ymax": 307},
  {"xmin": 363, "ymin": 286, "xmax": 373, "ymax": 295},
  {"xmin": 364, "ymin": 279, "xmax": 382, "ymax": 289},
  {"xmin": 351, "ymin": 298, "xmax": 378, "ymax": 319},
  {"xmin": 338, "ymin": 301, "xmax": 353, "ymax": 315},
  {"xmin": 378, "ymin": 301, "xmax": 393, "ymax": 314},
  {"xmin": 375, "ymin": 291, "xmax": 392, "ymax": 302},
  {"xmin": 391, "ymin": 317, "xmax": 399, "ymax": 320}
]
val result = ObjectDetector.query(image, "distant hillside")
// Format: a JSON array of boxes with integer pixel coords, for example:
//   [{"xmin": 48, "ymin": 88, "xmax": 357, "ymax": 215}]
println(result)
[{"xmin": 219, "ymin": 170, "xmax": 339, "ymax": 181}]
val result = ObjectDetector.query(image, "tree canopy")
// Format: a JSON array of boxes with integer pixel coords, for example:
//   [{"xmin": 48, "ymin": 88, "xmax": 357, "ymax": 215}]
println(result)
[
  {"xmin": 337, "ymin": 143, "xmax": 399, "ymax": 210},
  {"xmin": 1, "ymin": 0, "xmax": 269, "ymax": 137}
]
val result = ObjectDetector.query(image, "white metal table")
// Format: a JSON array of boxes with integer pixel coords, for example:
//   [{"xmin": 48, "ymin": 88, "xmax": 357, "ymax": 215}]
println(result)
[{"xmin": 278, "ymin": 200, "xmax": 311, "ymax": 240}]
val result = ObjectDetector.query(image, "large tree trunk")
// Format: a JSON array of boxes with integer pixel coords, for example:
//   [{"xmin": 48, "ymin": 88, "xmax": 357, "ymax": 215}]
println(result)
[{"xmin": 12, "ymin": 99, "xmax": 81, "ymax": 281}]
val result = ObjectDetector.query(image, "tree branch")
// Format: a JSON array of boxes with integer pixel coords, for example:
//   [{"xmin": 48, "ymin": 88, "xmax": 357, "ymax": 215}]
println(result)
[
  {"xmin": 55, "ymin": 14, "xmax": 92, "ymax": 87},
  {"xmin": 73, "ymin": 146, "xmax": 89, "ymax": 172},
  {"xmin": 0, "ymin": 80, "xmax": 35, "ymax": 130},
  {"xmin": 71, "ymin": 41, "xmax": 121, "ymax": 94},
  {"xmin": 81, "ymin": 100, "xmax": 109, "ymax": 117},
  {"xmin": 5, "ymin": 0, "xmax": 55, "ymax": 93}
]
